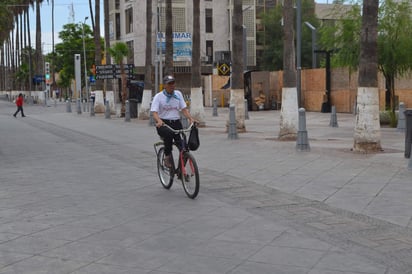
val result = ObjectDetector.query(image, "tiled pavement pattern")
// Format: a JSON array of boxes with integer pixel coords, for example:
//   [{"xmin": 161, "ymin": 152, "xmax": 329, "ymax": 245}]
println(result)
[{"xmin": 0, "ymin": 99, "xmax": 412, "ymax": 273}]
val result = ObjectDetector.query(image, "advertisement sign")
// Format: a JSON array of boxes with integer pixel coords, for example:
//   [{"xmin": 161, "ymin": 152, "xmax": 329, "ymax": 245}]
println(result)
[{"xmin": 157, "ymin": 32, "xmax": 192, "ymax": 62}]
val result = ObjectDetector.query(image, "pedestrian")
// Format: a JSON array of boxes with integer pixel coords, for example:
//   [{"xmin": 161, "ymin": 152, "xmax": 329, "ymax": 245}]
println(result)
[
  {"xmin": 13, "ymin": 93, "xmax": 26, "ymax": 117},
  {"xmin": 150, "ymin": 75, "xmax": 196, "ymax": 167}
]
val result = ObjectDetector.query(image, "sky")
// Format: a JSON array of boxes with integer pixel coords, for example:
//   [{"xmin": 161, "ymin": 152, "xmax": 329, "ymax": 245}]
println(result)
[
  {"xmin": 29, "ymin": 0, "xmax": 103, "ymax": 53},
  {"xmin": 31, "ymin": 0, "xmax": 332, "ymax": 54}
]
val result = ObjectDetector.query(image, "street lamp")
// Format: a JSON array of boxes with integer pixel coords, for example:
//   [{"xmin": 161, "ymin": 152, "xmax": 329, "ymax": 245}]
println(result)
[
  {"xmin": 296, "ymin": 0, "xmax": 302, "ymax": 107},
  {"xmin": 304, "ymin": 21, "xmax": 317, "ymax": 68},
  {"xmin": 82, "ymin": 17, "xmax": 89, "ymax": 107}
]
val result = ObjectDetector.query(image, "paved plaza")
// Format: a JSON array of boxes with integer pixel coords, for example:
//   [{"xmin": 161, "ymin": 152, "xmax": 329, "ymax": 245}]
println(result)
[{"xmin": 1, "ymin": 99, "xmax": 412, "ymax": 273}]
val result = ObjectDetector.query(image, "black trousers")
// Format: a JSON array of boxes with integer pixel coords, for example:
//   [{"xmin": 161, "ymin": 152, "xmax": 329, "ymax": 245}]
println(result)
[
  {"xmin": 14, "ymin": 106, "xmax": 25, "ymax": 117},
  {"xmin": 156, "ymin": 119, "xmax": 183, "ymax": 156}
]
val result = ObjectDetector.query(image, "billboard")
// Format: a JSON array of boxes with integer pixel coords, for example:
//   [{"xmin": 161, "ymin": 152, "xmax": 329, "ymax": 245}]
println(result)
[{"xmin": 157, "ymin": 32, "xmax": 192, "ymax": 62}]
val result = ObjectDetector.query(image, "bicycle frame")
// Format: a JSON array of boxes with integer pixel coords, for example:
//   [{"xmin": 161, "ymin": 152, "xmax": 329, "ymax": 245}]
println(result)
[{"xmin": 153, "ymin": 122, "xmax": 200, "ymax": 199}]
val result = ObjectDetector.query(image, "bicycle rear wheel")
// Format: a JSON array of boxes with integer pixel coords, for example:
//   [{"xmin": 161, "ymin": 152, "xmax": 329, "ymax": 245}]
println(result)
[
  {"xmin": 179, "ymin": 152, "xmax": 199, "ymax": 199},
  {"xmin": 157, "ymin": 147, "xmax": 174, "ymax": 189}
]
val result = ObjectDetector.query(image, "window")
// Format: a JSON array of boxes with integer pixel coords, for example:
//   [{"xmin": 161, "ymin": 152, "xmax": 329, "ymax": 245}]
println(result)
[
  {"xmin": 126, "ymin": 40, "xmax": 134, "ymax": 64},
  {"xmin": 205, "ymin": 9, "xmax": 213, "ymax": 33},
  {"xmin": 115, "ymin": 13, "xmax": 121, "ymax": 40},
  {"xmin": 125, "ymin": 8, "xmax": 133, "ymax": 34},
  {"xmin": 206, "ymin": 40, "xmax": 213, "ymax": 64}
]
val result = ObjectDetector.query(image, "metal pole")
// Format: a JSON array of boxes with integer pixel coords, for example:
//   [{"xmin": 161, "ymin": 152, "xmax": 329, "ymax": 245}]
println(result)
[
  {"xmin": 304, "ymin": 22, "xmax": 317, "ymax": 68},
  {"xmin": 82, "ymin": 17, "xmax": 89, "ymax": 110},
  {"xmin": 296, "ymin": 0, "xmax": 302, "ymax": 107}
]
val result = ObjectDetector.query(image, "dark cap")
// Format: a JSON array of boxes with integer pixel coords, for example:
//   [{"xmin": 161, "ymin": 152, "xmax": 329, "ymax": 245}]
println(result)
[{"xmin": 163, "ymin": 75, "xmax": 175, "ymax": 84}]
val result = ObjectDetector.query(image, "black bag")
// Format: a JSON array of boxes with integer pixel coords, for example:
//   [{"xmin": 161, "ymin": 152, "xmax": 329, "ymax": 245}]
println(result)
[{"xmin": 188, "ymin": 125, "xmax": 200, "ymax": 151}]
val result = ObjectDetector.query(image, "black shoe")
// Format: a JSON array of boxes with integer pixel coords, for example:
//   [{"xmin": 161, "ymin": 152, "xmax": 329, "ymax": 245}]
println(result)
[
  {"xmin": 13, "ymin": 114, "xmax": 16, "ymax": 117},
  {"xmin": 22, "ymin": 115, "xmax": 26, "ymax": 117}
]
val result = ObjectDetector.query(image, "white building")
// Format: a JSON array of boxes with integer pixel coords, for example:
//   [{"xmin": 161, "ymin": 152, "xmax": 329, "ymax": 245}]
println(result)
[{"xmin": 108, "ymin": 0, "xmax": 259, "ymax": 78}]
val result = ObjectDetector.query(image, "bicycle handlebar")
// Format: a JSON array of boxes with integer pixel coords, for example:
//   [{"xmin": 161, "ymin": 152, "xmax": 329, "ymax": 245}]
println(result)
[{"xmin": 160, "ymin": 122, "xmax": 195, "ymax": 134}]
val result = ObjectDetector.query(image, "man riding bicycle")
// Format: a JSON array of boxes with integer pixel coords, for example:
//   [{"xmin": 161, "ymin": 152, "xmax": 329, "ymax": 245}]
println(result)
[{"xmin": 151, "ymin": 75, "xmax": 196, "ymax": 168}]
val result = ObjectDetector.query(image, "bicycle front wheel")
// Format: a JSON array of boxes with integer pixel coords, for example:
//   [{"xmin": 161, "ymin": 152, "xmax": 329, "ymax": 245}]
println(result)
[
  {"xmin": 180, "ymin": 152, "xmax": 199, "ymax": 199},
  {"xmin": 157, "ymin": 147, "xmax": 174, "ymax": 189}
]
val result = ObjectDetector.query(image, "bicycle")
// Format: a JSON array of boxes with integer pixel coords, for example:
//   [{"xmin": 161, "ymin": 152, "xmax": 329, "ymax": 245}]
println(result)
[{"xmin": 153, "ymin": 123, "xmax": 200, "ymax": 199}]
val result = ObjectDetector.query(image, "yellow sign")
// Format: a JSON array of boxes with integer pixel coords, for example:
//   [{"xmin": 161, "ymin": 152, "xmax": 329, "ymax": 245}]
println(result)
[{"xmin": 218, "ymin": 63, "xmax": 230, "ymax": 76}]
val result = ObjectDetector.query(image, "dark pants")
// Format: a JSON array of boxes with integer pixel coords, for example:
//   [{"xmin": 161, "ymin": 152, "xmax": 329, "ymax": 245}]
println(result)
[
  {"xmin": 14, "ymin": 106, "xmax": 25, "ymax": 117},
  {"xmin": 156, "ymin": 119, "xmax": 183, "ymax": 156}
]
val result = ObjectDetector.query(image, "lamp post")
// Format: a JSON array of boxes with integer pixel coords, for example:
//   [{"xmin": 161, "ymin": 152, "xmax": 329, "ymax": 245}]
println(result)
[
  {"xmin": 304, "ymin": 21, "xmax": 317, "ymax": 68},
  {"xmin": 82, "ymin": 17, "xmax": 89, "ymax": 107},
  {"xmin": 296, "ymin": 0, "xmax": 302, "ymax": 107}
]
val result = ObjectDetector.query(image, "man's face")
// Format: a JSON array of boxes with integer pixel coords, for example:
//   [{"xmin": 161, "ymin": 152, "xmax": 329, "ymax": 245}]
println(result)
[{"xmin": 164, "ymin": 81, "xmax": 175, "ymax": 93}]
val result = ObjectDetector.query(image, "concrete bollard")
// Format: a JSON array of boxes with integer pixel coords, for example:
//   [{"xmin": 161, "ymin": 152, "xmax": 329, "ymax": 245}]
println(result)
[
  {"xmin": 149, "ymin": 108, "xmax": 155, "ymax": 126},
  {"xmin": 213, "ymin": 98, "xmax": 218, "ymax": 117},
  {"xmin": 105, "ymin": 100, "xmax": 111, "ymax": 119},
  {"xmin": 90, "ymin": 100, "xmax": 95, "ymax": 117},
  {"xmin": 244, "ymin": 99, "xmax": 249, "ymax": 120},
  {"xmin": 296, "ymin": 108, "xmax": 310, "ymax": 152},
  {"xmin": 329, "ymin": 105, "xmax": 339, "ymax": 127},
  {"xmin": 409, "ymin": 145, "xmax": 412, "ymax": 171},
  {"xmin": 228, "ymin": 105, "xmax": 238, "ymax": 139},
  {"xmin": 76, "ymin": 98, "xmax": 82, "ymax": 114},
  {"xmin": 125, "ymin": 100, "xmax": 131, "ymax": 122},
  {"xmin": 66, "ymin": 99, "xmax": 72, "ymax": 113},
  {"xmin": 54, "ymin": 99, "xmax": 57, "ymax": 108},
  {"xmin": 398, "ymin": 102, "xmax": 406, "ymax": 132}
]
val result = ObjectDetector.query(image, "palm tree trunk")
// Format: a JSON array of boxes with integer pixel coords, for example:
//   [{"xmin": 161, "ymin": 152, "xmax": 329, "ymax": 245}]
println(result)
[
  {"xmin": 94, "ymin": 0, "xmax": 103, "ymax": 90},
  {"xmin": 103, "ymin": 0, "xmax": 111, "ymax": 92},
  {"xmin": 165, "ymin": 0, "xmax": 173, "ymax": 76},
  {"xmin": 35, "ymin": 0, "xmax": 42, "ymax": 78},
  {"xmin": 353, "ymin": 0, "xmax": 381, "ymax": 152},
  {"xmin": 190, "ymin": 0, "xmax": 205, "ymax": 126},
  {"xmin": 279, "ymin": 0, "xmax": 298, "ymax": 140},
  {"xmin": 139, "ymin": 0, "xmax": 153, "ymax": 120},
  {"xmin": 229, "ymin": 0, "xmax": 245, "ymax": 132}
]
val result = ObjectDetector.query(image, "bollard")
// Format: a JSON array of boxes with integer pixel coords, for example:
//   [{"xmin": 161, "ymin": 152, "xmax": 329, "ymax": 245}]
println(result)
[
  {"xmin": 90, "ymin": 100, "xmax": 95, "ymax": 117},
  {"xmin": 329, "ymin": 105, "xmax": 338, "ymax": 127},
  {"xmin": 54, "ymin": 99, "xmax": 57, "ymax": 108},
  {"xmin": 125, "ymin": 100, "xmax": 131, "ymax": 122},
  {"xmin": 244, "ymin": 99, "xmax": 249, "ymax": 120},
  {"xmin": 76, "ymin": 98, "xmax": 82, "ymax": 114},
  {"xmin": 105, "ymin": 100, "xmax": 111, "ymax": 119},
  {"xmin": 228, "ymin": 105, "xmax": 238, "ymax": 139},
  {"xmin": 213, "ymin": 98, "xmax": 218, "ymax": 117},
  {"xmin": 404, "ymin": 109, "xmax": 412, "ymax": 158},
  {"xmin": 66, "ymin": 99, "xmax": 72, "ymax": 113},
  {"xmin": 409, "ymin": 145, "xmax": 412, "ymax": 171},
  {"xmin": 296, "ymin": 108, "xmax": 310, "ymax": 151},
  {"xmin": 397, "ymin": 102, "xmax": 406, "ymax": 132},
  {"xmin": 149, "ymin": 110, "xmax": 155, "ymax": 126}
]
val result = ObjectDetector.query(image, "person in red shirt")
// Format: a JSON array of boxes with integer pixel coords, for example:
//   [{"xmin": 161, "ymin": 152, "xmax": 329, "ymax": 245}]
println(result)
[{"xmin": 13, "ymin": 93, "xmax": 26, "ymax": 117}]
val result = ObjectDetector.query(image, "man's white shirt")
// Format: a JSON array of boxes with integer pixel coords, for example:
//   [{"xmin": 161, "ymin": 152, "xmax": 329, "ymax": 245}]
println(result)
[{"xmin": 150, "ymin": 90, "xmax": 187, "ymax": 120}]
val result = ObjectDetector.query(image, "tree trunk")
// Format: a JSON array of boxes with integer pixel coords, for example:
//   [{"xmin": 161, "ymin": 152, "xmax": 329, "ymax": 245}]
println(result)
[
  {"xmin": 190, "ymin": 0, "xmax": 205, "ymax": 126},
  {"xmin": 165, "ymin": 0, "xmax": 173, "ymax": 76},
  {"xmin": 140, "ymin": 0, "xmax": 153, "ymax": 120},
  {"xmin": 94, "ymin": 0, "xmax": 103, "ymax": 90},
  {"xmin": 353, "ymin": 0, "xmax": 381, "ymax": 152},
  {"xmin": 104, "ymin": 0, "xmax": 111, "ymax": 92},
  {"xmin": 35, "ymin": 1, "xmax": 42, "ymax": 77},
  {"xmin": 279, "ymin": 0, "xmax": 298, "ymax": 140},
  {"xmin": 228, "ymin": 0, "xmax": 245, "ymax": 132}
]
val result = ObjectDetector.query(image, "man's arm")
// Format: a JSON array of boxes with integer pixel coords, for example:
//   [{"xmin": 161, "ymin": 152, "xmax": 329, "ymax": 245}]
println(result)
[{"xmin": 152, "ymin": 111, "xmax": 164, "ymax": 128}]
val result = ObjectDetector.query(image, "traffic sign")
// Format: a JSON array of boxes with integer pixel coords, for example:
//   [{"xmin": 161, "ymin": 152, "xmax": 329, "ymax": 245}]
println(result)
[
  {"xmin": 95, "ymin": 64, "xmax": 134, "ymax": 80},
  {"xmin": 218, "ymin": 63, "xmax": 230, "ymax": 76}
]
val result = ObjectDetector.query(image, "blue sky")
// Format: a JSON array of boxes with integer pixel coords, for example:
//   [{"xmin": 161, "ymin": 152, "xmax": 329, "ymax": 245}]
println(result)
[
  {"xmin": 32, "ymin": 0, "xmax": 331, "ymax": 53},
  {"xmin": 29, "ymin": 0, "xmax": 103, "ymax": 53}
]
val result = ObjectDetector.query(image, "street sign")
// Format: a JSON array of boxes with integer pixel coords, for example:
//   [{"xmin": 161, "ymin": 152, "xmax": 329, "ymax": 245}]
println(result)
[
  {"xmin": 218, "ymin": 63, "xmax": 230, "ymax": 76},
  {"xmin": 95, "ymin": 64, "xmax": 134, "ymax": 80}
]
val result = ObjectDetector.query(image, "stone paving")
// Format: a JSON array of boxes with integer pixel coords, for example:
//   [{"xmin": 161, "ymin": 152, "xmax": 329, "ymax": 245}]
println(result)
[{"xmin": 0, "ymin": 99, "xmax": 412, "ymax": 273}]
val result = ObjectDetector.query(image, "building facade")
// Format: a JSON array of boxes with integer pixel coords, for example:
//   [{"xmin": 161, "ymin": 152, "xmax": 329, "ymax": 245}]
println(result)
[{"xmin": 108, "ymin": 0, "xmax": 264, "ymax": 79}]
